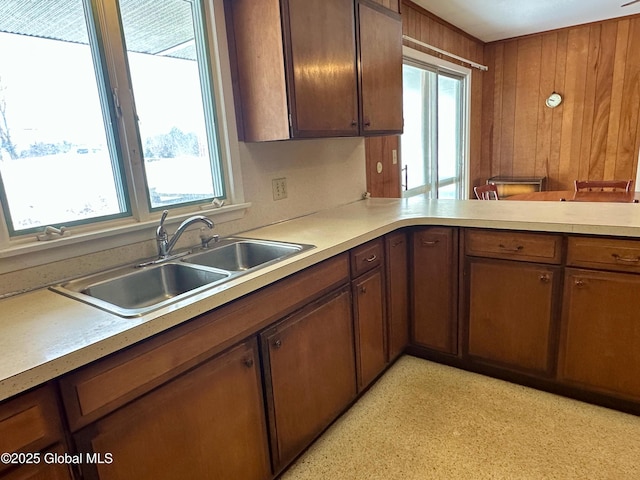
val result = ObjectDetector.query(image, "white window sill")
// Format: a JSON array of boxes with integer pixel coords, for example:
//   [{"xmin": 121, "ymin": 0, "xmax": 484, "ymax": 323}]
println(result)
[{"xmin": 0, "ymin": 203, "xmax": 251, "ymax": 274}]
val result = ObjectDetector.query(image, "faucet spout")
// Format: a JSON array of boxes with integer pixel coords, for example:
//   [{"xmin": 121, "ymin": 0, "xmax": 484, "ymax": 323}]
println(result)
[{"xmin": 156, "ymin": 211, "xmax": 214, "ymax": 259}]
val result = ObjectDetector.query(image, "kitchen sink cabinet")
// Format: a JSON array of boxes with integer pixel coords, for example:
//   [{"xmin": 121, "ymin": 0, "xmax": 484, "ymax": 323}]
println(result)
[
  {"xmin": 261, "ymin": 287, "xmax": 356, "ymax": 473},
  {"xmin": 351, "ymin": 239, "xmax": 388, "ymax": 391},
  {"xmin": 411, "ymin": 227, "xmax": 459, "ymax": 354},
  {"xmin": 385, "ymin": 231, "xmax": 409, "ymax": 360},
  {"xmin": 225, "ymin": 0, "xmax": 402, "ymax": 141},
  {"xmin": 0, "ymin": 385, "xmax": 71, "ymax": 480},
  {"xmin": 464, "ymin": 230, "xmax": 563, "ymax": 376},
  {"xmin": 73, "ymin": 339, "xmax": 270, "ymax": 480}
]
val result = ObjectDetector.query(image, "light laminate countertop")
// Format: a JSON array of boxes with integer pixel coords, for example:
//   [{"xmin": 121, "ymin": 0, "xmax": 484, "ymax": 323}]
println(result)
[{"xmin": 2, "ymin": 196, "xmax": 640, "ymax": 401}]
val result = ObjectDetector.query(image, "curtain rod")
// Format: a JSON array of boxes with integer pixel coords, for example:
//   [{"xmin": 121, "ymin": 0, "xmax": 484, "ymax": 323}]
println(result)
[{"xmin": 402, "ymin": 35, "xmax": 488, "ymax": 71}]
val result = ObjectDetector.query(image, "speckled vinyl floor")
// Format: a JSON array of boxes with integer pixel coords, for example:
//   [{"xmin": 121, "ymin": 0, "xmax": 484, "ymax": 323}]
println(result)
[{"xmin": 280, "ymin": 355, "xmax": 640, "ymax": 480}]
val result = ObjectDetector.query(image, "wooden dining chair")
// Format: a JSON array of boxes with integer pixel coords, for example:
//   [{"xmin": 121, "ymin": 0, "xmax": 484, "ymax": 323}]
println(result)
[
  {"xmin": 474, "ymin": 184, "xmax": 499, "ymax": 200},
  {"xmin": 574, "ymin": 180, "xmax": 633, "ymax": 192}
]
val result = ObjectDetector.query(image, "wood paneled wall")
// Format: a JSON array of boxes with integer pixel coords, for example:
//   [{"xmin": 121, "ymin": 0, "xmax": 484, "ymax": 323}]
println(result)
[
  {"xmin": 401, "ymin": 1, "xmax": 486, "ymax": 198},
  {"xmin": 369, "ymin": 0, "xmax": 399, "ymax": 13},
  {"xmin": 482, "ymin": 17, "xmax": 640, "ymax": 190}
]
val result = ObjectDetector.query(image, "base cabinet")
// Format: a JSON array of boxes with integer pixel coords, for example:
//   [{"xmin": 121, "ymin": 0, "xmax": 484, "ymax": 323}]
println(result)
[
  {"xmin": 464, "ymin": 229, "xmax": 563, "ymax": 376},
  {"xmin": 411, "ymin": 227, "xmax": 458, "ymax": 354},
  {"xmin": 350, "ymin": 239, "xmax": 387, "ymax": 391},
  {"xmin": 74, "ymin": 339, "xmax": 270, "ymax": 480},
  {"xmin": 559, "ymin": 268, "xmax": 640, "ymax": 401},
  {"xmin": 353, "ymin": 269, "xmax": 387, "ymax": 390},
  {"xmin": 466, "ymin": 259, "xmax": 560, "ymax": 375},
  {"xmin": 0, "ymin": 385, "xmax": 71, "ymax": 480},
  {"xmin": 261, "ymin": 288, "xmax": 356, "ymax": 472},
  {"xmin": 385, "ymin": 231, "xmax": 409, "ymax": 360}
]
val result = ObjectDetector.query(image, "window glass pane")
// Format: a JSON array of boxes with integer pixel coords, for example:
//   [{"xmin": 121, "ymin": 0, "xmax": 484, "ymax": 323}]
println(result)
[
  {"xmin": 437, "ymin": 75, "xmax": 462, "ymax": 183},
  {"xmin": 119, "ymin": 0, "xmax": 224, "ymax": 209},
  {"xmin": 0, "ymin": 1, "xmax": 127, "ymax": 234},
  {"xmin": 438, "ymin": 183, "xmax": 457, "ymax": 199},
  {"xmin": 401, "ymin": 64, "xmax": 431, "ymax": 194},
  {"xmin": 401, "ymin": 57, "xmax": 466, "ymax": 200}
]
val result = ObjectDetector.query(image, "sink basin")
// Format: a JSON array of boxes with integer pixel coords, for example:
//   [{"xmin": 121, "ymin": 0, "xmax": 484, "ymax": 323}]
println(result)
[
  {"xmin": 51, "ymin": 237, "xmax": 314, "ymax": 317},
  {"xmin": 182, "ymin": 239, "xmax": 309, "ymax": 271},
  {"xmin": 52, "ymin": 263, "xmax": 230, "ymax": 317}
]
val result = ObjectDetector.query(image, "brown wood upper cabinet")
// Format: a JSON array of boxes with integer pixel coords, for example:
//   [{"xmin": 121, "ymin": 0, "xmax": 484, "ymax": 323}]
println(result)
[{"xmin": 225, "ymin": 0, "xmax": 402, "ymax": 141}]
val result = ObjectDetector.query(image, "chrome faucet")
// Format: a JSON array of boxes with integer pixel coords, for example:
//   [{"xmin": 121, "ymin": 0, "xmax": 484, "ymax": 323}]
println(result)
[{"xmin": 156, "ymin": 210, "xmax": 214, "ymax": 259}]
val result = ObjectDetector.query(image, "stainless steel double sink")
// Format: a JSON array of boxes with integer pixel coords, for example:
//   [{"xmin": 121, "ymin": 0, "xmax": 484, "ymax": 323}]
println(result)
[{"xmin": 51, "ymin": 238, "xmax": 315, "ymax": 317}]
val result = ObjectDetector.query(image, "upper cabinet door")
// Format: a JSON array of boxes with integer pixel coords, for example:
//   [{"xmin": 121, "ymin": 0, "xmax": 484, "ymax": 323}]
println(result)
[
  {"xmin": 225, "ymin": 0, "xmax": 402, "ymax": 141},
  {"xmin": 357, "ymin": 1, "xmax": 403, "ymax": 135},
  {"xmin": 285, "ymin": 0, "xmax": 359, "ymax": 137}
]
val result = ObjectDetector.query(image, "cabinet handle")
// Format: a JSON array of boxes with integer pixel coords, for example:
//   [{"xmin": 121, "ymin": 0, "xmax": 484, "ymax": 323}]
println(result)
[
  {"xmin": 574, "ymin": 278, "xmax": 585, "ymax": 287},
  {"xmin": 364, "ymin": 254, "xmax": 377, "ymax": 263},
  {"xmin": 360, "ymin": 285, "xmax": 367, "ymax": 294},
  {"xmin": 421, "ymin": 239, "xmax": 439, "ymax": 247},
  {"xmin": 392, "ymin": 240, "xmax": 404, "ymax": 247},
  {"xmin": 498, "ymin": 244, "xmax": 524, "ymax": 252},
  {"xmin": 538, "ymin": 273, "xmax": 551, "ymax": 283},
  {"xmin": 243, "ymin": 358, "xmax": 254, "ymax": 368},
  {"xmin": 364, "ymin": 121, "xmax": 371, "ymax": 127},
  {"xmin": 351, "ymin": 120, "xmax": 357, "ymax": 127},
  {"xmin": 611, "ymin": 253, "xmax": 640, "ymax": 263},
  {"xmin": 273, "ymin": 339, "xmax": 282, "ymax": 349}
]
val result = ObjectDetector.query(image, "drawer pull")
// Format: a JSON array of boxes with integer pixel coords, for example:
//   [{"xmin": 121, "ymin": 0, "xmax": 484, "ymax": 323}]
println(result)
[
  {"xmin": 611, "ymin": 253, "xmax": 640, "ymax": 263},
  {"xmin": 538, "ymin": 273, "xmax": 551, "ymax": 283},
  {"xmin": 421, "ymin": 240, "xmax": 439, "ymax": 247},
  {"xmin": 359, "ymin": 286, "xmax": 367, "ymax": 294},
  {"xmin": 364, "ymin": 254, "xmax": 377, "ymax": 263},
  {"xmin": 392, "ymin": 240, "xmax": 404, "ymax": 247},
  {"xmin": 574, "ymin": 279, "xmax": 585, "ymax": 287},
  {"xmin": 243, "ymin": 358, "xmax": 254, "ymax": 368},
  {"xmin": 498, "ymin": 244, "xmax": 524, "ymax": 252},
  {"xmin": 273, "ymin": 339, "xmax": 282, "ymax": 349}
]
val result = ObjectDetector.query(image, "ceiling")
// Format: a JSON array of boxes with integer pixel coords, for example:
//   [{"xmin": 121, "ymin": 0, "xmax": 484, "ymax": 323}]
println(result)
[{"xmin": 411, "ymin": 0, "xmax": 640, "ymax": 42}]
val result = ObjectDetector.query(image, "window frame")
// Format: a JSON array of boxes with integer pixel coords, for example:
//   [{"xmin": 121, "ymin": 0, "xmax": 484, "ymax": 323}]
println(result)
[
  {"xmin": 0, "ymin": 0, "xmax": 248, "ymax": 268},
  {"xmin": 401, "ymin": 46, "xmax": 471, "ymax": 200}
]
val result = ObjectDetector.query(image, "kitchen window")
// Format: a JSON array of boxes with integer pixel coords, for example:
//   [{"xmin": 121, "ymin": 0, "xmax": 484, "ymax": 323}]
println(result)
[
  {"xmin": 0, "ymin": 0, "xmax": 232, "ymax": 242},
  {"xmin": 401, "ymin": 47, "xmax": 470, "ymax": 199}
]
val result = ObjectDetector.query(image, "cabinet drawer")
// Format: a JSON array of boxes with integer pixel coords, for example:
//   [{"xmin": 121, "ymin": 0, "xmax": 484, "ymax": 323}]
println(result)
[
  {"xmin": 0, "ymin": 385, "xmax": 63, "ymax": 473},
  {"xmin": 465, "ymin": 229, "xmax": 563, "ymax": 264},
  {"xmin": 351, "ymin": 238, "xmax": 383, "ymax": 276},
  {"xmin": 567, "ymin": 236, "xmax": 640, "ymax": 273}
]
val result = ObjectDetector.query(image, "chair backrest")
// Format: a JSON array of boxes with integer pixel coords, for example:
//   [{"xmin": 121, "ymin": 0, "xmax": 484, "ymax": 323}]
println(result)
[
  {"xmin": 574, "ymin": 180, "xmax": 633, "ymax": 192},
  {"xmin": 474, "ymin": 184, "xmax": 499, "ymax": 200}
]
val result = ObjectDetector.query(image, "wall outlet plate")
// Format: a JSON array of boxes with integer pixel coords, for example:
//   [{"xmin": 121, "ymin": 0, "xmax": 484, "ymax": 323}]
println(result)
[{"xmin": 272, "ymin": 177, "xmax": 287, "ymax": 200}]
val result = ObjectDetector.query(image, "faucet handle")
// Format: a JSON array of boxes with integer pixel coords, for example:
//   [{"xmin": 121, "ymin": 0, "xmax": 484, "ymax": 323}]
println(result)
[
  {"xmin": 159, "ymin": 210, "xmax": 169, "ymax": 227},
  {"xmin": 156, "ymin": 210, "xmax": 169, "ymax": 242}
]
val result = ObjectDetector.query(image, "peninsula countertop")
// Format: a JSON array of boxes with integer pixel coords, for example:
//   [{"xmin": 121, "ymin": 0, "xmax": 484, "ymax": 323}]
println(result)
[{"xmin": 3, "ymin": 196, "xmax": 640, "ymax": 401}]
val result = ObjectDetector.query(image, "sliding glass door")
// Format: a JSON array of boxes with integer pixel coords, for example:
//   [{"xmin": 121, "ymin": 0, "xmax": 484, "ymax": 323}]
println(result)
[{"xmin": 401, "ymin": 53, "xmax": 468, "ymax": 199}]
